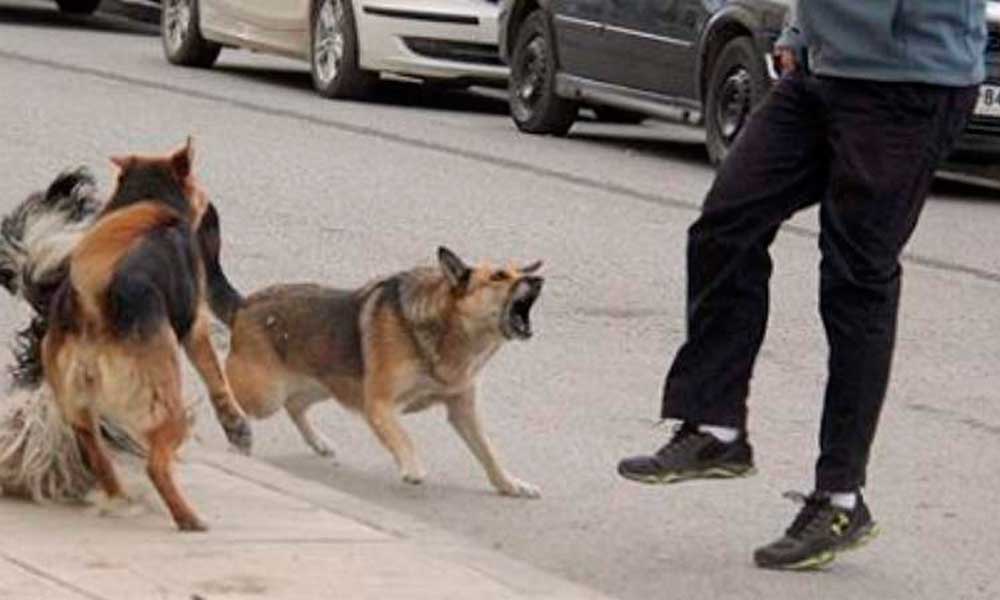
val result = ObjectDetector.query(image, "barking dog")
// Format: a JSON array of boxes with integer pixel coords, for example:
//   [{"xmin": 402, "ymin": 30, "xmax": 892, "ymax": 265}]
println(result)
[
  {"xmin": 205, "ymin": 244, "xmax": 545, "ymax": 497},
  {"xmin": 38, "ymin": 139, "xmax": 250, "ymax": 531}
]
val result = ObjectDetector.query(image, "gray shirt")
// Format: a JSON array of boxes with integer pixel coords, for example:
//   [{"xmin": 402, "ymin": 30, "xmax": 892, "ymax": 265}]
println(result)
[{"xmin": 776, "ymin": 0, "xmax": 988, "ymax": 86}]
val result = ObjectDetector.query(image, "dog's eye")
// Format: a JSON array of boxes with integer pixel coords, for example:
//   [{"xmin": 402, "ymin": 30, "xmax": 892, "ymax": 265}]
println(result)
[{"xmin": 490, "ymin": 271, "xmax": 510, "ymax": 282}]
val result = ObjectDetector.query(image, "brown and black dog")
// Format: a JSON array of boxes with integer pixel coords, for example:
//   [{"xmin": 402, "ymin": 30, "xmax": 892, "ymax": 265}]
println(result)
[
  {"xmin": 200, "ymin": 243, "xmax": 545, "ymax": 498},
  {"xmin": 40, "ymin": 139, "xmax": 250, "ymax": 530}
]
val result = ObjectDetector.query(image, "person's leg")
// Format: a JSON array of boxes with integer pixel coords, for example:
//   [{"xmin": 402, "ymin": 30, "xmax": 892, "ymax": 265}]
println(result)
[
  {"xmin": 660, "ymin": 74, "xmax": 830, "ymax": 430},
  {"xmin": 619, "ymin": 72, "xmax": 830, "ymax": 484},
  {"xmin": 754, "ymin": 80, "xmax": 978, "ymax": 570},
  {"xmin": 815, "ymin": 81, "xmax": 979, "ymax": 494}
]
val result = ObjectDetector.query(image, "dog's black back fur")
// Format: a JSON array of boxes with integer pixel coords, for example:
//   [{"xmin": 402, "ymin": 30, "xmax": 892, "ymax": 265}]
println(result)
[{"xmin": 107, "ymin": 219, "xmax": 200, "ymax": 341}]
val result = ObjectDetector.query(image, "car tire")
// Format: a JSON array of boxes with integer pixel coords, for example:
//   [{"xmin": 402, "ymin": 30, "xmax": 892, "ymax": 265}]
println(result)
[
  {"xmin": 161, "ymin": 0, "xmax": 221, "ymax": 68},
  {"xmin": 310, "ymin": 0, "xmax": 377, "ymax": 99},
  {"xmin": 55, "ymin": 0, "xmax": 101, "ymax": 14},
  {"xmin": 509, "ymin": 11, "xmax": 577, "ymax": 136},
  {"xmin": 704, "ymin": 36, "xmax": 768, "ymax": 166},
  {"xmin": 593, "ymin": 106, "xmax": 646, "ymax": 125}
]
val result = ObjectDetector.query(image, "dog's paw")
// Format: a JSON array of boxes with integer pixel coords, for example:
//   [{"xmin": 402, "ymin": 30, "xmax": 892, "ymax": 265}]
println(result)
[
  {"xmin": 308, "ymin": 437, "xmax": 337, "ymax": 460},
  {"xmin": 224, "ymin": 417, "xmax": 253, "ymax": 455},
  {"xmin": 176, "ymin": 515, "xmax": 209, "ymax": 533},
  {"xmin": 95, "ymin": 494, "xmax": 145, "ymax": 518},
  {"xmin": 401, "ymin": 465, "xmax": 426, "ymax": 486},
  {"xmin": 496, "ymin": 477, "xmax": 541, "ymax": 499}
]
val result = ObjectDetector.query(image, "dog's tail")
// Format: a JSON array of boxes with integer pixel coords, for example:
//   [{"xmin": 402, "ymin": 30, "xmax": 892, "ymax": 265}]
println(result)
[
  {"xmin": 197, "ymin": 203, "xmax": 244, "ymax": 327},
  {"xmin": 0, "ymin": 384, "xmax": 95, "ymax": 502}
]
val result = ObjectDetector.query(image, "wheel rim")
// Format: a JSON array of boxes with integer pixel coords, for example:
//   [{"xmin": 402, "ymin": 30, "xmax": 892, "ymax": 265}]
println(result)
[
  {"xmin": 512, "ymin": 35, "xmax": 548, "ymax": 121},
  {"xmin": 164, "ymin": 0, "xmax": 192, "ymax": 53},
  {"xmin": 314, "ymin": 0, "xmax": 346, "ymax": 85},
  {"xmin": 715, "ymin": 66, "xmax": 752, "ymax": 143}
]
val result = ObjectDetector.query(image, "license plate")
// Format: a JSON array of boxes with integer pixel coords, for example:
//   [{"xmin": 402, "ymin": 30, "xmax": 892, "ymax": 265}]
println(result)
[{"xmin": 975, "ymin": 84, "xmax": 1000, "ymax": 117}]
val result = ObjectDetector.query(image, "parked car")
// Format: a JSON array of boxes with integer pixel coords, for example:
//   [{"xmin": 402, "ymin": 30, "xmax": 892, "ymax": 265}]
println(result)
[
  {"xmin": 162, "ymin": 0, "xmax": 507, "ymax": 98},
  {"xmin": 950, "ymin": 2, "xmax": 1000, "ymax": 164},
  {"xmin": 499, "ymin": 1, "xmax": 1000, "ymax": 166}
]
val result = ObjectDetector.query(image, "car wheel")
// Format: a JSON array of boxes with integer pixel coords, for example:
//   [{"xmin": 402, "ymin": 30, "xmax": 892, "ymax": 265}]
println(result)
[
  {"xmin": 509, "ymin": 11, "xmax": 577, "ymax": 136},
  {"xmin": 704, "ymin": 36, "xmax": 768, "ymax": 166},
  {"xmin": 593, "ymin": 106, "xmax": 646, "ymax": 125},
  {"xmin": 55, "ymin": 0, "xmax": 101, "ymax": 14},
  {"xmin": 161, "ymin": 0, "xmax": 221, "ymax": 68},
  {"xmin": 310, "ymin": 0, "xmax": 377, "ymax": 99}
]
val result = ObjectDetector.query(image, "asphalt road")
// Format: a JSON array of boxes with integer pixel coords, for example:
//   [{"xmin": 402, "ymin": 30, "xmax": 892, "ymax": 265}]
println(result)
[{"xmin": 2, "ymin": 2, "xmax": 999, "ymax": 599}]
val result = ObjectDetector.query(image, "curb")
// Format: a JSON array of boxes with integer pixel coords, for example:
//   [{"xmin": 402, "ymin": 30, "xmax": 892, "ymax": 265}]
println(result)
[{"xmin": 198, "ymin": 448, "xmax": 616, "ymax": 600}]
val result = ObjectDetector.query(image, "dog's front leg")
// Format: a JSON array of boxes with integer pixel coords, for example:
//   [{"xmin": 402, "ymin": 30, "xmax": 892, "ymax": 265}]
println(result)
[
  {"xmin": 183, "ymin": 309, "xmax": 252, "ymax": 453},
  {"xmin": 363, "ymin": 378, "xmax": 425, "ymax": 485},
  {"xmin": 447, "ymin": 388, "xmax": 540, "ymax": 499}
]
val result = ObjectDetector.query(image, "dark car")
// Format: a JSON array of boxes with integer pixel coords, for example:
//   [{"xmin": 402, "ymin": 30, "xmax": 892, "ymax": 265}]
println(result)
[
  {"xmin": 499, "ymin": 1, "xmax": 1000, "ymax": 166},
  {"xmin": 951, "ymin": 2, "xmax": 1000, "ymax": 165}
]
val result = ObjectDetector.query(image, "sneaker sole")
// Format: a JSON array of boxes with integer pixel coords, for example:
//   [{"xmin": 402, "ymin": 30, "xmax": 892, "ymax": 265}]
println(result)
[
  {"xmin": 756, "ymin": 523, "xmax": 880, "ymax": 572},
  {"xmin": 618, "ymin": 465, "xmax": 757, "ymax": 485},
  {"xmin": 838, "ymin": 522, "xmax": 881, "ymax": 553},
  {"xmin": 756, "ymin": 549, "xmax": 836, "ymax": 571}
]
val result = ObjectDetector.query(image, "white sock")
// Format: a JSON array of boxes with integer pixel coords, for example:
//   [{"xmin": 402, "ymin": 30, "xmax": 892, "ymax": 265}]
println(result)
[
  {"xmin": 829, "ymin": 492, "xmax": 858, "ymax": 510},
  {"xmin": 697, "ymin": 424, "xmax": 739, "ymax": 444}
]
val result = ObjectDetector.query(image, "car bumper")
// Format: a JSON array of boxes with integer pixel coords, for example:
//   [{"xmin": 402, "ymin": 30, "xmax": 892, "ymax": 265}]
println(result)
[
  {"xmin": 950, "ymin": 118, "xmax": 1000, "ymax": 162},
  {"xmin": 356, "ymin": 0, "xmax": 508, "ymax": 82},
  {"xmin": 947, "ymin": 44, "xmax": 1000, "ymax": 163}
]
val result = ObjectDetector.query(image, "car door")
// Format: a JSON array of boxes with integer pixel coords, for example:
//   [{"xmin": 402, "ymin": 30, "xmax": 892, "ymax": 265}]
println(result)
[
  {"xmin": 601, "ymin": 0, "xmax": 710, "ymax": 97},
  {"xmin": 211, "ymin": 0, "xmax": 311, "ymax": 57},
  {"xmin": 550, "ymin": 0, "xmax": 612, "ymax": 83}
]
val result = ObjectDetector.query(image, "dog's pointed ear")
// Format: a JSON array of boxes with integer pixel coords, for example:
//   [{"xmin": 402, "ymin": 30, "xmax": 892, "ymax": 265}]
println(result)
[
  {"xmin": 438, "ymin": 246, "xmax": 471, "ymax": 290},
  {"xmin": 521, "ymin": 260, "xmax": 543, "ymax": 274},
  {"xmin": 170, "ymin": 136, "xmax": 195, "ymax": 180}
]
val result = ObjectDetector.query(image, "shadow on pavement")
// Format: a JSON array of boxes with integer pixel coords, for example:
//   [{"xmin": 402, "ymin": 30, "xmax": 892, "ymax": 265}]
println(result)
[
  {"xmin": 213, "ymin": 64, "xmax": 512, "ymax": 116},
  {"xmin": 0, "ymin": 1, "xmax": 156, "ymax": 35},
  {"xmin": 569, "ymin": 129, "xmax": 711, "ymax": 168},
  {"xmin": 930, "ymin": 176, "xmax": 1000, "ymax": 202},
  {"xmin": 264, "ymin": 452, "xmax": 502, "ymax": 503}
]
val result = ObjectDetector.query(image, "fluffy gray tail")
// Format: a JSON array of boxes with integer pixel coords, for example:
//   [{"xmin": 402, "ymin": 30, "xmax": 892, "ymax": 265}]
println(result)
[{"xmin": 0, "ymin": 386, "xmax": 94, "ymax": 502}]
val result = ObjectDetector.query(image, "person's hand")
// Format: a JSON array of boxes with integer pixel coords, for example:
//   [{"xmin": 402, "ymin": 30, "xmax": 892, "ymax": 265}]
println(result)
[{"xmin": 774, "ymin": 47, "xmax": 798, "ymax": 74}]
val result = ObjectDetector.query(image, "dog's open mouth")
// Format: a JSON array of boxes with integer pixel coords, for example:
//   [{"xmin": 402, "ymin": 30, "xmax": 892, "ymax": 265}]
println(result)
[{"xmin": 502, "ymin": 277, "xmax": 543, "ymax": 340}]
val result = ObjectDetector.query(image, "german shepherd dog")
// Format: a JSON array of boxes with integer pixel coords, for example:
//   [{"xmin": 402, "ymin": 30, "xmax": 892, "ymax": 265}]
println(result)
[
  {"xmin": 33, "ymin": 139, "xmax": 250, "ymax": 530},
  {"xmin": 201, "ymin": 243, "xmax": 545, "ymax": 497}
]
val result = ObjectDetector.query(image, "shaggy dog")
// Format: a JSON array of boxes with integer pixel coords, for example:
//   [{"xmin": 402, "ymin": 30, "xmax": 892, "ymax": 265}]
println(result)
[{"xmin": 0, "ymin": 168, "xmax": 104, "ymax": 501}]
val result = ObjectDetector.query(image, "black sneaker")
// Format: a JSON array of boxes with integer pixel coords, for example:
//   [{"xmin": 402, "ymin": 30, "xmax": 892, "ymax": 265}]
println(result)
[
  {"xmin": 753, "ymin": 491, "xmax": 880, "ymax": 570},
  {"xmin": 617, "ymin": 423, "xmax": 756, "ymax": 485}
]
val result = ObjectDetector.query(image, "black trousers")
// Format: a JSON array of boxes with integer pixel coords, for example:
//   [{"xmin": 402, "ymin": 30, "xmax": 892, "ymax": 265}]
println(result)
[{"xmin": 661, "ymin": 72, "xmax": 978, "ymax": 492}]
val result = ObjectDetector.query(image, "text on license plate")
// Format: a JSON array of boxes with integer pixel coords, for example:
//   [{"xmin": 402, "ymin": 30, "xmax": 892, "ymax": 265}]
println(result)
[{"xmin": 975, "ymin": 84, "xmax": 1000, "ymax": 117}]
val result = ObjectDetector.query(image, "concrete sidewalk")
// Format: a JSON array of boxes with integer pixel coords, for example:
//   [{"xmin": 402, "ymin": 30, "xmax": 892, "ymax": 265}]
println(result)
[{"xmin": 0, "ymin": 449, "xmax": 612, "ymax": 600}]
